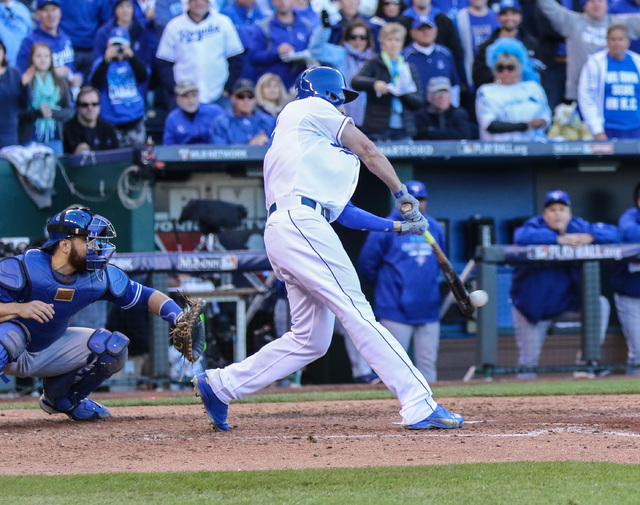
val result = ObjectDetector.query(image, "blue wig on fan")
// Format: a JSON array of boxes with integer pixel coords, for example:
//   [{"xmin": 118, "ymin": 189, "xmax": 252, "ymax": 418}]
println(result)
[{"xmin": 486, "ymin": 38, "xmax": 539, "ymax": 83}]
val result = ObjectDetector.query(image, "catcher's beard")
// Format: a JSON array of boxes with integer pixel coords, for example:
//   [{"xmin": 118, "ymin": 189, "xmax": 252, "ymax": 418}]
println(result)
[{"xmin": 68, "ymin": 242, "xmax": 88, "ymax": 273}]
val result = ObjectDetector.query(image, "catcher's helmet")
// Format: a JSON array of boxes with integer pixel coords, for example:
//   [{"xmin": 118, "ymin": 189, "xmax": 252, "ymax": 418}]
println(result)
[
  {"xmin": 41, "ymin": 206, "xmax": 116, "ymax": 274},
  {"xmin": 295, "ymin": 66, "xmax": 359, "ymax": 107},
  {"xmin": 406, "ymin": 180, "xmax": 427, "ymax": 199}
]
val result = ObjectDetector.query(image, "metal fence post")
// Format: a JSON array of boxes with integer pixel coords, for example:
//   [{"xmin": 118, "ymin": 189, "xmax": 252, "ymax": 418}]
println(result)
[
  {"xmin": 581, "ymin": 260, "xmax": 601, "ymax": 363},
  {"xmin": 150, "ymin": 272, "xmax": 170, "ymax": 379}
]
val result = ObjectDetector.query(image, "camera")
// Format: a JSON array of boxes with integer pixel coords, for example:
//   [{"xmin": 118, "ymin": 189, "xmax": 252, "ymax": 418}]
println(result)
[{"xmin": 115, "ymin": 45, "xmax": 124, "ymax": 54}]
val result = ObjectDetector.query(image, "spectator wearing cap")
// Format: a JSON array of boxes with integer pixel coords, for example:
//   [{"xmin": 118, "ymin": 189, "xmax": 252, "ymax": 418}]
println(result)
[
  {"xmin": 89, "ymin": 26, "xmax": 149, "ymax": 147},
  {"xmin": 476, "ymin": 37, "xmax": 551, "ymax": 141},
  {"xmin": 537, "ymin": 0, "xmax": 640, "ymax": 103},
  {"xmin": 249, "ymin": 0, "xmax": 313, "ymax": 90},
  {"xmin": 156, "ymin": 0, "xmax": 244, "ymax": 109},
  {"xmin": 401, "ymin": 15, "xmax": 461, "ymax": 105},
  {"xmin": 0, "ymin": 37, "xmax": 30, "ymax": 148},
  {"xmin": 62, "ymin": 86, "xmax": 118, "ymax": 154},
  {"xmin": 94, "ymin": 0, "xmax": 158, "ymax": 69},
  {"xmin": 57, "ymin": 0, "xmax": 111, "ymax": 80},
  {"xmin": 16, "ymin": 0, "xmax": 83, "ymax": 91},
  {"xmin": 359, "ymin": 180, "xmax": 446, "ymax": 383},
  {"xmin": 352, "ymin": 22, "xmax": 423, "ymax": 141},
  {"xmin": 210, "ymin": 79, "xmax": 276, "ymax": 145},
  {"xmin": 454, "ymin": 0, "xmax": 499, "ymax": 90},
  {"xmin": 414, "ymin": 76, "xmax": 474, "ymax": 139},
  {"xmin": 0, "ymin": 0, "xmax": 32, "ymax": 66},
  {"xmin": 163, "ymin": 79, "xmax": 225, "ymax": 145},
  {"xmin": 472, "ymin": 0, "xmax": 539, "ymax": 89},
  {"xmin": 579, "ymin": 24, "xmax": 640, "ymax": 140},
  {"xmin": 510, "ymin": 189, "xmax": 620, "ymax": 379}
]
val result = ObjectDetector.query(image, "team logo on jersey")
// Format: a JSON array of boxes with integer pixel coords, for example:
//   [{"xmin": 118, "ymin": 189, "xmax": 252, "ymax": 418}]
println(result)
[{"xmin": 54, "ymin": 288, "xmax": 75, "ymax": 302}]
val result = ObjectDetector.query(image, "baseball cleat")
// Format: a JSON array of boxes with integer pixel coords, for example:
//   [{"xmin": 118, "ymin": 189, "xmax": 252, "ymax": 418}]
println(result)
[
  {"xmin": 40, "ymin": 395, "xmax": 111, "ymax": 421},
  {"xmin": 353, "ymin": 372, "xmax": 382, "ymax": 385},
  {"xmin": 193, "ymin": 373, "xmax": 229, "ymax": 431},
  {"xmin": 407, "ymin": 404, "xmax": 463, "ymax": 430}
]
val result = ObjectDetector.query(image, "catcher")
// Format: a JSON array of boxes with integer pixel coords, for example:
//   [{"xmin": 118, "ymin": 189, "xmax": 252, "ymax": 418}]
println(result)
[{"xmin": 0, "ymin": 206, "xmax": 204, "ymax": 421}]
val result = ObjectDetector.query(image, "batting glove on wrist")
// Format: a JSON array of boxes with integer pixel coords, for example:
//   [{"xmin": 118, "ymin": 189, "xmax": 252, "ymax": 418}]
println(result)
[
  {"xmin": 398, "ymin": 216, "xmax": 429, "ymax": 235},
  {"xmin": 393, "ymin": 184, "xmax": 421, "ymax": 222}
]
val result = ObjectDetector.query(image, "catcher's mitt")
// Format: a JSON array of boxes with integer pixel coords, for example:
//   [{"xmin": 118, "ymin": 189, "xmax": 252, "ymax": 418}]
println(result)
[{"xmin": 170, "ymin": 294, "xmax": 206, "ymax": 363}]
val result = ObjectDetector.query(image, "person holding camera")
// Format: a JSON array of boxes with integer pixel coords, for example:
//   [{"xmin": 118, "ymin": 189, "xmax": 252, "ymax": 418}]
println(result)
[{"xmin": 88, "ymin": 26, "xmax": 149, "ymax": 147}]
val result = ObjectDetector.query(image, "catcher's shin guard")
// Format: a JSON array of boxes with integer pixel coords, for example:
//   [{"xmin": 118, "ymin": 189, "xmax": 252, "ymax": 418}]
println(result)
[
  {"xmin": 0, "ymin": 321, "xmax": 29, "ymax": 382},
  {"xmin": 42, "ymin": 329, "xmax": 129, "ymax": 413}
]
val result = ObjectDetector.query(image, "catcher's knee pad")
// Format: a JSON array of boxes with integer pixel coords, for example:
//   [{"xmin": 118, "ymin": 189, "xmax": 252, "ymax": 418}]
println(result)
[
  {"xmin": 88, "ymin": 328, "xmax": 130, "ymax": 375},
  {"xmin": 0, "ymin": 321, "xmax": 29, "ymax": 361}
]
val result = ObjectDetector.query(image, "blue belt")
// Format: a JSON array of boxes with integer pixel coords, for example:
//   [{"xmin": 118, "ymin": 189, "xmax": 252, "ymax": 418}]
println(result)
[{"xmin": 268, "ymin": 197, "xmax": 330, "ymax": 222}]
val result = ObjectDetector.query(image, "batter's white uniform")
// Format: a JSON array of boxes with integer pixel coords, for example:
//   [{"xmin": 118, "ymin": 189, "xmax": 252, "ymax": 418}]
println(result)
[
  {"xmin": 156, "ymin": 11, "xmax": 244, "ymax": 103},
  {"xmin": 205, "ymin": 97, "xmax": 438, "ymax": 425}
]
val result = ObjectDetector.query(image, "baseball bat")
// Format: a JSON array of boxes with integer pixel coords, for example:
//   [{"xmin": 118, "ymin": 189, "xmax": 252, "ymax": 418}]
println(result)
[{"xmin": 401, "ymin": 202, "xmax": 475, "ymax": 317}]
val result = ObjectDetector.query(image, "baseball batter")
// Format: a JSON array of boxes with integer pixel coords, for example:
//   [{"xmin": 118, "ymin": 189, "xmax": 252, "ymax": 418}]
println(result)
[
  {"xmin": 194, "ymin": 66, "xmax": 463, "ymax": 431},
  {"xmin": 0, "ymin": 207, "xmax": 198, "ymax": 421}
]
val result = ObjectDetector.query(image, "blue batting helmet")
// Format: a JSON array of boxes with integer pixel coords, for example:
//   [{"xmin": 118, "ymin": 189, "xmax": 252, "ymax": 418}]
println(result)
[
  {"xmin": 406, "ymin": 180, "xmax": 427, "ymax": 199},
  {"xmin": 295, "ymin": 66, "xmax": 359, "ymax": 107},
  {"xmin": 42, "ymin": 206, "xmax": 116, "ymax": 275}
]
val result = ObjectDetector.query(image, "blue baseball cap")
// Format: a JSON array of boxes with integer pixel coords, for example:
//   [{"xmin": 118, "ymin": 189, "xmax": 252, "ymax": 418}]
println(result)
[
  {"xmin": 108, "ymin": 26, "xmax": 130, "ymax": 46},
  {"xmin": 412, "ymin": 14, "xmax": 436, "ymax": 29},
  {"xmin": 544, "ymin": 190, "xmax": 571, "ymax": 207},
  {"xmin": 406, "ymin": 180, "xmax": 427, "ymax": 199},
  {"xmin": 498, "ymin": 0, "xmax": 521, "ymax": 12},
  {"xmin": 37, "ymin": 0, "xmax": 60, "ymax": 9}
]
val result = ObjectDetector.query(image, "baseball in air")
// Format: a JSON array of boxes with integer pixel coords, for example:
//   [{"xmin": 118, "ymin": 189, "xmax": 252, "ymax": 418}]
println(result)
[{"xmin": 469, "ymin": 290, "xmax": 489, "ymax": 307}]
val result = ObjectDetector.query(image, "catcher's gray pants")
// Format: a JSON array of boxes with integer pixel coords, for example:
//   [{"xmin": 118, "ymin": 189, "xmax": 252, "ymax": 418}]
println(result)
[
  {"xmin": 4, "ymin": 327, "xmax": 95, "ymax": 378},
  {"xmin": 512, "ymin": 295, "xmax": 610, "ymax": 379}
]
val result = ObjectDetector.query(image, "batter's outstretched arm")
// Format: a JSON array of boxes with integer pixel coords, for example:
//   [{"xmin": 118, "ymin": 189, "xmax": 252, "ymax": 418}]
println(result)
[{"xmin": 340, "ymin": 122, "xmax": 403, "ymax": 194}]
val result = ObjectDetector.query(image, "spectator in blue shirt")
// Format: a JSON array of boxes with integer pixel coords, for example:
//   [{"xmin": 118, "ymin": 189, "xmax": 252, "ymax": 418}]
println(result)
[
  {"xmin": 58, "ymin": 0, "xmax": 112, "ymax": 80},
  {"xmin": 211, "ymin": 78, "xmax": 276, "ymax": 144},
  {"xmin": 0, "ymin": 37, "xmax": 30, "ymax": 148},
  {"xmin": 163, "ymin": 79, "xmax": 225, "ymax": 145},
  {"xmin": 402, "ymin": 15, "xmax": 461, "ymax": 104},
  {"xmin": 95, "ymin": 0, "xmax": 158, "ymax": 69},
  {"xmin": 0, "ymin": 0, "xmax": 33, "ymax": 66},
  {"xmin": 16, "ymin": 0, "xmax": 83, "ymax": 91},
  {"xmin": 153, "ymin": 0, "xmax": 184, "ymax": 38},
  {"xmin": 89, "ymin": 26, "xmax": 148, "ymax": 147},
  {"xmin": 222, "ymin": 0, "xmax": 266, "ymax": 82},
  {"xmin": 510, "ymin": 190, "xmax": 621, "ymax": 378},
  {"xmin": 250, "ymin": 0, "xmax": 314, "ymax": 89}
]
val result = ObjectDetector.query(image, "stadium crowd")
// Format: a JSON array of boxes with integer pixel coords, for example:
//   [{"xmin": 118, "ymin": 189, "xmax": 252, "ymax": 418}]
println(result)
[{"xmin": 2, "ymin": 0, "xmax": 640, "ymax": 153}]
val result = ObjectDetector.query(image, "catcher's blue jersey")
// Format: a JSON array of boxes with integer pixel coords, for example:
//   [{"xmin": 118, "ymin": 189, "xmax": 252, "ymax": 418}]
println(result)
[{"xmin": 0, "ymin": 249, "xmax": 143, "ymax": 352}]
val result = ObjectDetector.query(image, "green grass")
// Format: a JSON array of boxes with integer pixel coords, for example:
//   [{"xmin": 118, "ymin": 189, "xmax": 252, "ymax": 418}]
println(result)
[
  {"xmin": 2, "ymin": 377, "xmax": 640, "ymax": 410},
  {"xmin": 0, "ymin": 462, "xmax": 638, "ymax": 505}
]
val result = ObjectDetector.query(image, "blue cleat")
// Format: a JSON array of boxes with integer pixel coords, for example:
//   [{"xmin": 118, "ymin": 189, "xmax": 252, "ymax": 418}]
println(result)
[
  {"xmin": 407, "ymin": 404, "xmax": 463, "ymax": 430},
  {"xmin": 40, "ymin": 395, "xmax": 111, "ymax": 421},
  {"xmin": 193, "ymin": 373, "xmax": 229, "ymax": 431},
  {"xmin": 353, "ymin": 372, "xmax": 382, "ymax": 384}
]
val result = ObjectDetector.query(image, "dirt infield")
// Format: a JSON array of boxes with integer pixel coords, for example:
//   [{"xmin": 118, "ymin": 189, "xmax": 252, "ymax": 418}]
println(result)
[{"xmin": 2, "ymin": 389, "xmax": 640, "ymax": 475}]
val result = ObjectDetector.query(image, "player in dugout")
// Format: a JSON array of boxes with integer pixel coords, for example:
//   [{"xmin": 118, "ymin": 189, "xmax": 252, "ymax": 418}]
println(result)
[
  {"xmin": 0, "ymin": 206, "xmax": 198, "ymax": 421},
  {"xmin": 193, "ymin": 66, "xmax": 464, "ymax": 432}
]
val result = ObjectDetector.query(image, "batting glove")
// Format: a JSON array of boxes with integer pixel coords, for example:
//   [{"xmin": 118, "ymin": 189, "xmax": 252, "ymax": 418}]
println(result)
[
  {"xmin": 398, "ymin": 216, "xmax": 429, "ymax": 235},
  {"xmin": 393, "ymin": 184, "xmax": 421, "ymax": 222}
]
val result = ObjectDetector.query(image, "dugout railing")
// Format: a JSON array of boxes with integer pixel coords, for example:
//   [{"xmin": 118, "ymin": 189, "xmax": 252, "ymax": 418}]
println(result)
[{"xmin": 475, "ymin": 243, "xmax": 640, "ymax": 378}]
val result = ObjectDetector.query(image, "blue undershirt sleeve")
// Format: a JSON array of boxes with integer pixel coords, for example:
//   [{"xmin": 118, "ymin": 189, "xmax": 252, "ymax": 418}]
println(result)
[{"xmin": 336, "ymin": 201, "xmax": 396, "ymax": 232}]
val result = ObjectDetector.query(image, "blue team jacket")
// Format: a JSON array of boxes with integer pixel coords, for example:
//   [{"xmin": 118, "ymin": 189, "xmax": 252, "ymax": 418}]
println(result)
[
  {"xmin": 610, "ymin": 207, "xmax": 640, "ymax": 297},
  {"xmin": 359, "ymin": 209, "xmax": 445, "ymax": 324},
  {"xmin": 510, "ymin": 215, "xmax": 621, "ymax": 323},
  {"xmin": 16, "ymin": 26, "xmax": 76, "ymax": 73},
  {"xmin": 58, "ymin": 0, "xmax": 112, "ymax": 49},
  {"xmin": 210, "ymin": 110, "xmax": 276, "ymax": 145},
  {"xmin": 163, "ymin": 104, "xmax": 225, "ymax": 145}
]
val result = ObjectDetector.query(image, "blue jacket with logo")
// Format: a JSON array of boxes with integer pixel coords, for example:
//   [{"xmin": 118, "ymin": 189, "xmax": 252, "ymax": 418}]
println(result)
[
  {"xmin": 163, "ymin": 103, "xmax": 225, "ymax": 145},
  {"xmin": 210, "ymin": 110, "xmax": 276, "ymax": 145},
  {"xmin": 250, "ymin": 14, "xmax": 313, "ymax": 89},
  {"xmin": 359, "ymin": 209, "xmax": 445, "ymax": 324},
  {"xmin": 16, "ymin": 26, "xmax": 76, "ymax": 73},
  {"xmin": 511, "ymin": 215, "xmax": 621, "ymax": 323},
  {"xmin": 610, "ymin": 207, "xmax": 640, "ymax": 297},
  {"xmin": 89, "ymin": 57, "xmax": 148, "ymax": 125}
]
